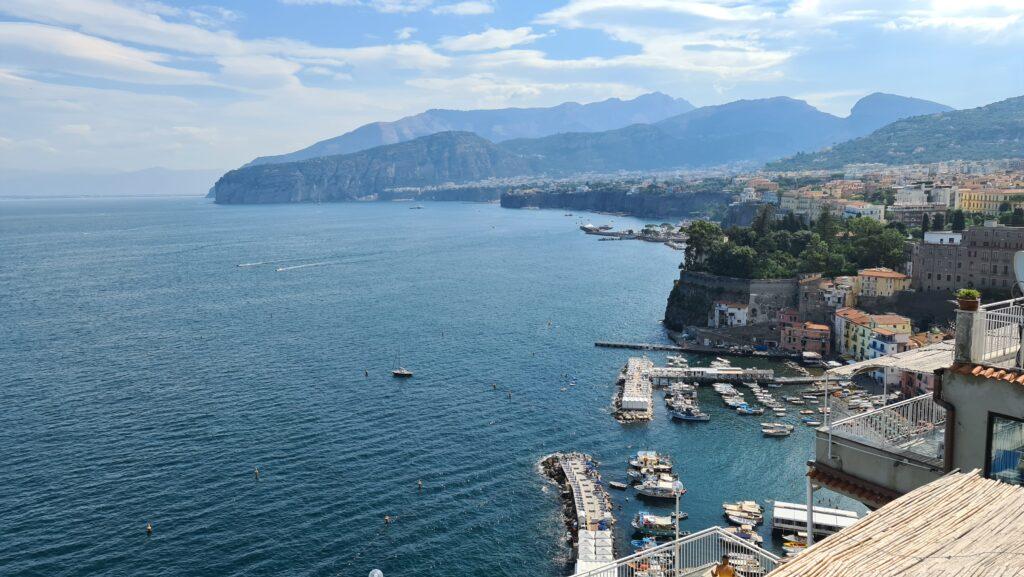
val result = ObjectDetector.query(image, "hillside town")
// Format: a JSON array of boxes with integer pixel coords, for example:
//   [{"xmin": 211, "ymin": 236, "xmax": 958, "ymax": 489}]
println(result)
[{"xmin": 657, "ymin": 158, "xmax": 1024, "ymax": 400}]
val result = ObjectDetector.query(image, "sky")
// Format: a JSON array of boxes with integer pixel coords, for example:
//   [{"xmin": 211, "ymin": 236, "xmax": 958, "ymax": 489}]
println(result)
[{"xmin": 1, "ymin": 0, "xmax": 1023, "ymax": 172}]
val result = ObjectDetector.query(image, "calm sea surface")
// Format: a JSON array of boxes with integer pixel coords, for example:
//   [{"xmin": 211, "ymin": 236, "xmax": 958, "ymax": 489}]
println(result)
[{"xmin": 0, "ymin": 198, "xmax": 857, "ymax": 577}]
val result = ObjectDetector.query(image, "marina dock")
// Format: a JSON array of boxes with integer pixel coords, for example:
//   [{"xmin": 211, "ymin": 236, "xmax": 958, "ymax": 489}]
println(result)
[
  {"xmin": 647, "ymin": 365, "xmax": 775, "ymax": 385},
  {"xmin": 771, "ymin": 501, "xmax": 860, "ymax": 537},
  {"xmin": 596, "ymin": 341, "xmax": 686, "ymax": 352},
  {"xmin": 614, "ymin": 357, "xmax": 654, "ymax": 422},
  {"xmin": 540, "ymin": 453, "xmax": 615, "ymax": 575}
]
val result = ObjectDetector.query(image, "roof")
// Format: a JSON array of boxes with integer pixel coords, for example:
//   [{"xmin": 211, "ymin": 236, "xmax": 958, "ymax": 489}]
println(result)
[
  {"xmin": 834, "ymin": 307, "xmax": 869, "ymax": 322},
  {"xmin": 714, "ymin": 301, "xmax": 748, "ymax": 309},
  {"xmin": 872, "ymin": 327, "xmax": 896, "ymax": 336},
  {"xmin": 807, "ymin": 463, "xmax": 900, "ymax": 508},
  {"xmin": 825, "ymin": 341, "xmax": 952, "ymax": 377},
  {"xmin": 858, "ymin": 267, "xmax": 909, "ymax": 280},
  {"xmin": 871, "ymin": 314, "xmax": 910, "ymax": 325},
  {"xmin": 803, "ymin": 322, "xmax": 830, "ymax": 331},
  {"xmin": 766, "ymin": 470, "xmax": 1024, "ymax": 577},
  {"xmin": 948, "ymin": 362, "xmax": 1024, "ymax": 384}
]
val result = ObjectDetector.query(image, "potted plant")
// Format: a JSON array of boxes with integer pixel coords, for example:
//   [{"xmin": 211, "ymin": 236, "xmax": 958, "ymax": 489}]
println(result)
[{"xmin": 956, "ymin": 288, "xmax": 981, "ymax": 311}]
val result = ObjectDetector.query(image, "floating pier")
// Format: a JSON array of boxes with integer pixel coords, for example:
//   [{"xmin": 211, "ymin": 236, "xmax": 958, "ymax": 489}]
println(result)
[
  {"xmin": 614, "ymin": 357, "xmax": 654, "ymax": 422},
  {"xmin": 771, "ymin": 501, "xmax": 860, "ymax": 537},
  {"xmin": 540, "ymin": 453, "xmax": 615, "ymax": 575}
]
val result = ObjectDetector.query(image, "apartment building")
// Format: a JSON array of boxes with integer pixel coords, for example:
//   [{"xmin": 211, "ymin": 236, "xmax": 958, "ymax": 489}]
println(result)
[
  {"xmin": 884, "ymin": 203, "xmax": 948, "ymax": 228},
  {"xmin": 911, "ymin": 223, "xmax": 1024, "ymax": 293},
  {"xmin": 780, "ymin": 321, "xmax": 831, "ymax": 355},
  {"xmin": 834, "ymin": 308, "xmax": 912, "ymax": 361},
  {"xmin": 856, "ymin": 267, "xmax": 911, "ymax": 298},
  {"xmin": 958, "ymin": 188, "xmax": 1024, "ymax": 215}
]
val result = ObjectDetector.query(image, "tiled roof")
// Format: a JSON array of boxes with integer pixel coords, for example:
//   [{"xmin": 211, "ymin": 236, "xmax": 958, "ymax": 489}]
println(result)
[
  {"xmin": 858, "ymin": 267, "xmax": 909, "ymax": 279},
  {"xmin": 949, "ymin": 362, "xmax": 1024, "ymax": 384},
  {"xmin": 807, "ymin": 463, "xmax": 899, "ymax": 508},
  {"xmin": 803, "ymin": 322, "xmax": 830, "ymax": 331},
  {"xmin": 871, "ymin": 314, "xmax": 910, "ymax": 325}
]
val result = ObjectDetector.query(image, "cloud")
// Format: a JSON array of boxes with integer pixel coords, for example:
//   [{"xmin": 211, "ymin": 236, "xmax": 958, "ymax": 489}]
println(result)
[
  {"xmin": 406, "ymin": 73, "xmax": 645, "ymax": 107},
  {"xmin": 0, "ymin": 22, "xmax": 211, "ymax": 85},
  {"xmin": 537, "ymin": 0, "xmax": 773, "ymax": 27},
  {"xmin": 395, "ymin": 26, "xmax": 416, "ymax": 40},
  {"xmin": 438, "ymin": 27, "xmax": 545, "ymax": 52},
  {"xmin": 431, "ymin": 1, "xmax": 494, "ymax": 15},
  {"xmin": 58, "ymin": 123, "xmax": 93, "ymax": 135},
  {"xmin": 279, "ymin": 0, "xmax": 433, "ymax": 13}
]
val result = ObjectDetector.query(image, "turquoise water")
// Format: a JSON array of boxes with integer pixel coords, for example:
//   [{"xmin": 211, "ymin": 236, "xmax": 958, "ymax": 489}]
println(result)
[{"xmin": 0, "ymin": 198, "xmax": 849, "ymax": 577}]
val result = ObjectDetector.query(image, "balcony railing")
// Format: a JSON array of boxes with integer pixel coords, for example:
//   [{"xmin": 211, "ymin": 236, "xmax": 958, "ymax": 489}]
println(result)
[
  {"xmin": 826, "ymin": 393, "xmax": 945, "ymax": 465},
  {"xmin": 570, "ymin": 527, "xmax": 780, "ymax": 577},
  {"xmin": 966, "ymin": 298, "xmax": 1024, "ymax": 368}
]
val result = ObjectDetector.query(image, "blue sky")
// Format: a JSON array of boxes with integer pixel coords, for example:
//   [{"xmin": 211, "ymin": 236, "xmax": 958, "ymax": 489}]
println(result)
[{"xmin": 1, "ymin": 0, "xmax": 1023, "ymax": 172}]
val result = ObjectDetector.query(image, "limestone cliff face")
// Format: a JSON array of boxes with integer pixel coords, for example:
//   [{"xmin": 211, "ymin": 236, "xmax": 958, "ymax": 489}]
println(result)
[
  {"xmin": 213, "ymin": 132, "xmax": 531, "ymax": 204},
  {"xmin": 664, "ymin": 271, "xmax": 798, "ymax": 332},
  {"xmin": 500, "ymin": 189, "xmax": 729, "ymax": 219}
]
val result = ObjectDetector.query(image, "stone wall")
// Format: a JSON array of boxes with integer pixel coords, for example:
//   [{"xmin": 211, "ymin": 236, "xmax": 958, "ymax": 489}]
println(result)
[{"xmin": 664, "ymin": 271, "xmax": 798, "ymax": 331}]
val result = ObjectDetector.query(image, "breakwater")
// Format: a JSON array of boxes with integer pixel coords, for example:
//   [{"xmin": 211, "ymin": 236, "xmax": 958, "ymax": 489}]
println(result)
[{"xmin": 540, "ymin": 453, "xmax": 616, "ymax": 574}]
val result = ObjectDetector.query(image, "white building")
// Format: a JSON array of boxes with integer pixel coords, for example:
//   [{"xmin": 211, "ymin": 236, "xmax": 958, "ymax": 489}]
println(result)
[
  {"xmin": 842, "ymin": 202, "xmax": 885, "ymax": 221},
  {"xmin": 923, "ymin": 231, "xmax": 963, "ymax": 245},
  {"xmin": 710, "ymin": 301, "xmax": 749, "ymax": 328}
]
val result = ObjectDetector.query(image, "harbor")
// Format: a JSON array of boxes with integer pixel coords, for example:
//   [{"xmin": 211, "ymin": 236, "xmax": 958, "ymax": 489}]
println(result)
[{"xmin": 613, "ymin": 357, "xmax": 655, "ymax": 422}]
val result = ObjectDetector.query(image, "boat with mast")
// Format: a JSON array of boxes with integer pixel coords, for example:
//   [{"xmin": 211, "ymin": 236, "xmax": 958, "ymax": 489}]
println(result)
[{"xmin": 391, "ymin": 348, "xmax": 413, "ymax": 378}]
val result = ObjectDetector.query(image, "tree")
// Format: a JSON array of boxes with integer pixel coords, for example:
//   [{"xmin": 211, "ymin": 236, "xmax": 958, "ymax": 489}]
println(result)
[
  {"xmin": 1012, "ymin": 208, "xmax": 1024, "ymax": 227},
  {"xmin": 684, "ymin": 220, "xmax": 725, "ymax": 270},
  {"xmin": 751, "ymin": 205, "xmax": 774, "ymax": 237},
  {"xmin": 932, "ymin": 212, "xmax": 945, "ymax": 230},
  {"xmin": 999, "ymin": 201, "xmax": 1012, "ymax": 213},
  {"xmin": 814, "ymin": 208, "xmax": 839, "ymax": 241},
  {"xmin": 921, "ymin": 213, "xmax": 931, "ymax": 234},
  {"xmin": 951, "ymin": 210, "xmax": 966, "ymax": 232}
]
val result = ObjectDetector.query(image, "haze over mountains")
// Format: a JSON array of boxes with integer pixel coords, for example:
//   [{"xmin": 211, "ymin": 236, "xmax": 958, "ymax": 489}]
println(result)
[
  {"xmin": 214, "ymin": 92, "xmax": 955, "ymax": 204},
  {"xmin": 769, "ymin": 95, "xmax": 1024, "ymax": 170},
  {"xmin": 247, "ymin": 92, "xmax": 695, "ymax": 166}
]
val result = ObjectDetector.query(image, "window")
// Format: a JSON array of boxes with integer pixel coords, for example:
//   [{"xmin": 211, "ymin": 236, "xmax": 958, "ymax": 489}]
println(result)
[{"xmin": 986, "ymin": 413, "xmax": 1024, "ymax": 486}]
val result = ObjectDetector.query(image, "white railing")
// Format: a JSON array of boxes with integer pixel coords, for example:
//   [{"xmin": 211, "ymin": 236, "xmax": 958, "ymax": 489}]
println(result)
[
  {"xmin": 969, "ymin": 298, "xmax": 1024, "ymax": 367},
  {"xmin": 826, "ymin": 393, "xmax": 945, "ymax": 463},
  {"xmin": 570, "ymin": 527, "xmax": 780, "ymax": 577}
]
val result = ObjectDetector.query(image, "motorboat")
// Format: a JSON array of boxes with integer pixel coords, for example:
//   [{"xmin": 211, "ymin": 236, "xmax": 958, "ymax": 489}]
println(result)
[
  {"xmin": 628, "ymin": 451, "xmax": 673, "ymax": 473},
  {"xmin": 670, "ymin": 406, "xmax": 710, "ymax": 422},
  {"xmin": 631, "ymin": 511, "xmax": 685, "ymax": 537},
  {"xmin": 725, "ymin": 511, "xmax": 763, "ymax": 526},
  {"xmin": 724, "ymin": 524, "xmax": 763, "ymax": 544},
  {"xmin": 783, "ymin": 541, "xmax": 808, "ymax": 555},
  {"xmin": 636, "ymin": 473, "xmax": 686, "ymax": 500},
  {"xmin": 723, "ymin": 501, "xmax": 763, "ymax": 516},
  {"xmin": 735, "ymin": 404, "xmax": 764, "ymax": 416}
]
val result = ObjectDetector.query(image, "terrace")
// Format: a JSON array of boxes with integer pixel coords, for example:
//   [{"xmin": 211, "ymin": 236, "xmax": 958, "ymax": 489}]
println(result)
[{"xmin": 570, "ymin": 527, "xmax": 780, "ymax": 577}]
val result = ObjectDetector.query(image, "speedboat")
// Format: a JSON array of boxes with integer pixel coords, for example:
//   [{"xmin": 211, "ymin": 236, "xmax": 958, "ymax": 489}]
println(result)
[
  {"xmin": 636, "ymin": 473, "xmax": 686, "ymax": 500},
  {"xmin": 628, "ymin": 451, "xmax": 673, "ymax": 473},
  {"xmin": 735, "ymin": 404, "xmax": 764, "ymax": 416},
  {"xmin": 725, "ymin": 511, "xmax": 763, "ymax": 526}
]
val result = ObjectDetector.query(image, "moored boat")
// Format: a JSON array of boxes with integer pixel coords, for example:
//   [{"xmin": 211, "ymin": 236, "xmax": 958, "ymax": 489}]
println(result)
[
  {"xmin": 636, "ymin": 473, "xmax": 686, "ymax": 500},
  {"xmin": 631, "ymin": 511, "xmax": 683, "ymax": 537}
]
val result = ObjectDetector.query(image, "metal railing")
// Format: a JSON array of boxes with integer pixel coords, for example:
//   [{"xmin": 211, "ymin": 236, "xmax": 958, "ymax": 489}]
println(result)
[
  {"xmin": 570, "ymin": 527, "xmax": 780, "ymax": 577},
  {"xmin": 969, "ymin": 298, "xmax": 1024, "ymax": 367},
  {"xmin": 826, "ymin": 393, "xmax": 945, "ymax": 463}
]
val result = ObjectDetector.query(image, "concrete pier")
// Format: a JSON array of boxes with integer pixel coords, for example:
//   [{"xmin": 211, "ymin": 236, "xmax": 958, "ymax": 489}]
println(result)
[
  {"xmin": 614, "ymin": 357, "xmax": 654, "ymax": 422},
  {"xmin": 541, "ymin": 453, "xmax": 615, "ymax": 575}
]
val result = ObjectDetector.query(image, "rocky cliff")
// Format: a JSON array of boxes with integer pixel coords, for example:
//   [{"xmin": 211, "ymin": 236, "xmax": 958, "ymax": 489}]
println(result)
[
  {"xmin": 500, "ymin": 189, "xmax": 730, "ymax": 219},
  {"xmin": 213, "ymin": 132, "xmax": 531, "ymax": 204},
  {"xmin": 663, "ymin": 271, "xmax": 798, "ymax": 332}
]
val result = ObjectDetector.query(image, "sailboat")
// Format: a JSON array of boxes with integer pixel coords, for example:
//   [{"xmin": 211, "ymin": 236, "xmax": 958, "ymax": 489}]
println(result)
[{"xmin": 392, "ymin": 348, "xmax": 413, "ymax": 378}]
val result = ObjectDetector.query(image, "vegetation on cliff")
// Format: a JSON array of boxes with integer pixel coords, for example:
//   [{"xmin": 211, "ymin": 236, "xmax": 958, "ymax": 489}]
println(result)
[{"xmin": 684, "ymin": 207, "xmax": 906, "ymax": 279}]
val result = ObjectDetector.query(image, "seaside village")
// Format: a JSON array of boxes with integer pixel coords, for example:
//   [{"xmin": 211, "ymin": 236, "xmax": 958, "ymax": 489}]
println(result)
[{"xmin": 545, "ymin": 159, "xmax": 1024, "ymax": 577}]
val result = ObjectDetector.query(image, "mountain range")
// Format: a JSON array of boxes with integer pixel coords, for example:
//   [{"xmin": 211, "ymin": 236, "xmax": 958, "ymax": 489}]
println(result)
[
  {"xmin": 768, "ymin": 95, "xmax": 1024, "ymax": 170},
  {"xmin": 247, "ymin": 92, "xmax": 695, "ymax": 166},
  {"xmin": 214, "ymin": 92, "xmax": 955, "ymax": 204}
]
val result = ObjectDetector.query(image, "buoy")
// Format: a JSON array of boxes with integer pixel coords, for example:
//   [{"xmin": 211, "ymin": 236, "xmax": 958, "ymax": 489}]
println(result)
[
  {"xmin": 491, "ymin": 383, "xmax": 496, "ymax": 390},
  {"xmin": 146, "ymin": 522, "xmax": 152, "ymax": 535},
  {"xmin": 254, "ymin": 466, "xmax": 260, "ymax": 480},
  {"xmin": 384, "ymin": 515, "xmax": 391, "ymax": 525},
  {"xmin": 418, "ymin": 480, "xmax": 423, "ymax": 491}
]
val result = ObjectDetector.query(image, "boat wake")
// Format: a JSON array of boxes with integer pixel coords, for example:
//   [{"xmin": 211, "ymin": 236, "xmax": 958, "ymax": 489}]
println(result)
[
  {"xmin": 276, "ymin": 261, "xmax": 336, "ymax": 272},
  {"xmin": 237, "ymin": 258, "xmax": 304, "ymax": 268}
]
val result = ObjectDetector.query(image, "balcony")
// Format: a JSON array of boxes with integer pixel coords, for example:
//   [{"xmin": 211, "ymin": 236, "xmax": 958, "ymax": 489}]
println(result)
[
  {"xmin": 960, "ymin": 298, "xmax": 1024, "ymax": 368},
  {"xmin": 570, "ymin": 527, "xmax": 780, "ymax": 577},
  {"xmin": 813, "ymin": 394, "xmax": 947, "ymax": 506}
]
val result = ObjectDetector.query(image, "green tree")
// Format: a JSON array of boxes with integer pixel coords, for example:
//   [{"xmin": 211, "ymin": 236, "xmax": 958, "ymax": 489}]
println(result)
[
  {"xmin": 951, "ymin": 210, "xmax": 966, "ymax": 232},
  {"xmin": 814, "ymin": 209, "xmax": 839, "ymax": 242},
  {"xmin": 932, "ymin": 212, "xmax": 945, "ymax": 230},
  {"xmin": 921, "ymin": 213, "xmax": 931, "ymax": 234},
  {"xmin": 798, "ymin": 234, "xmax": 831, "ymax": 273},
  {"xmin": 751, "ymin": 205, "xmax": 775, "ymax": 237},
  {"xmin": 1013, "ymin": 208, "xmax": 1024, "ymax": 227},
  {"xmin": 684, "ymin": 220, "xmax": 725, "ymax": 270}
]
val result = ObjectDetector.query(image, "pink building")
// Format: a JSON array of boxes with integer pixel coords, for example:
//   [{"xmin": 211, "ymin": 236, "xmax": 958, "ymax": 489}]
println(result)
[{"xmin": 780, "ymin": 321, "xmax": 831, "ymax": 355}]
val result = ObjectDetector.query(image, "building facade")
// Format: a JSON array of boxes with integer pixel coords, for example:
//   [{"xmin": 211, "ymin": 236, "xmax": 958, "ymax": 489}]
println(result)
[
  {"xmin": 911, "ymin": 223, "xmax": 1024, "ymax": 293},
  {"xmin": 856, "ymin": 267, "xmax": 911, "ymax": 298},
  {"xmin": 781, "ymin": 322, "xmax": 831, "ymax": 355}
]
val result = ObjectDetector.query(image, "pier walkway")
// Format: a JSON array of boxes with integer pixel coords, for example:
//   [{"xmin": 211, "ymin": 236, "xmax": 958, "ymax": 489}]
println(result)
[
  {"xmin": 557, "ymin": 453, "xmax": 615, "ymax": 575},
  {"xmin": 615, "ymin": 357, "xmax": 654, "ymax": 421}
]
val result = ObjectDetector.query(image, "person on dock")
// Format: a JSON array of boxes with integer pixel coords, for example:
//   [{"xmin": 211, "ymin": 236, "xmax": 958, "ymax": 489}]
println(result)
[{"xmin": 712, "ymin": 555, "xmax": 735, "ymax": 577}]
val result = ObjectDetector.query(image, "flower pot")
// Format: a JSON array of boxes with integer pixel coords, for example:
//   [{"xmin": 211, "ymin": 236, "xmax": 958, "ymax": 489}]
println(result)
[{"xmin": 958, "ymin": 297, "xmax": 980, "ymax": 311}]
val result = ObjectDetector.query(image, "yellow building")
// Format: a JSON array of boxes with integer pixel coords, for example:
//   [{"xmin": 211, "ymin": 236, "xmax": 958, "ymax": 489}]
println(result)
[
  {"xmin": 856, "ymin": 267, "xmax": 911, "ymax": 297},
  {"xmin": 958, "ymin": 188, "xmax": 1024, "ymax": 215},
  {"xmin": 834, "ymin": 308, "xmax": 912, "ymax": 361}
]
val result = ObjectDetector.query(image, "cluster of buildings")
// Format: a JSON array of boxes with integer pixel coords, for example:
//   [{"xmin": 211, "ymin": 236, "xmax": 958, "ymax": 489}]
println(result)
[{"xmin": 911, "ymin": 220, "xmax": 1024, "ymax": 292}]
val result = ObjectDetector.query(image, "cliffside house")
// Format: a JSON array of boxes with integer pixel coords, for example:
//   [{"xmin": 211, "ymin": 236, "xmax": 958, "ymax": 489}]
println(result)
[
  {"xmin": 856, "ymin": 267, "xmax": 910, "ymax": 298},
  {"xmin": 799, "ymin": 274, "xmax": 857, "ymax": 325},
  {"xmin": 709, "ymin": 301, "xmax": 749, "ymax": 328},
  {"xmin": 833, "ymin": 308, "xmax": 912, "ymax": 361}
]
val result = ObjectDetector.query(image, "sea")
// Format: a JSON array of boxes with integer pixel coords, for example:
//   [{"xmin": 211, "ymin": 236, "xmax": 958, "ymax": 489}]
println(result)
[{"xmin": 0, "ymin": 197, "xmax": 860, "ymax": 577}]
